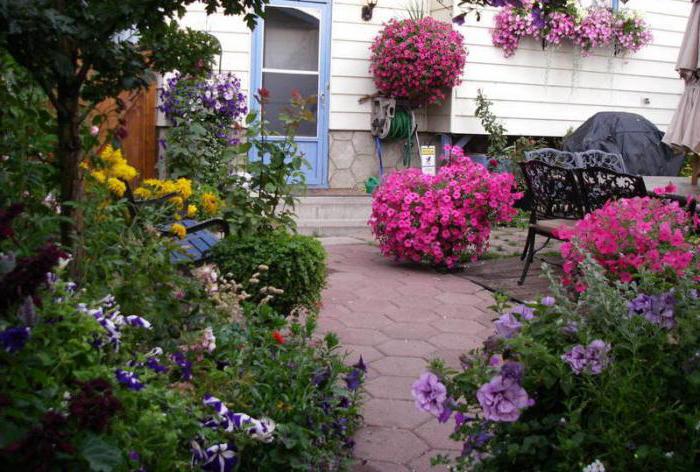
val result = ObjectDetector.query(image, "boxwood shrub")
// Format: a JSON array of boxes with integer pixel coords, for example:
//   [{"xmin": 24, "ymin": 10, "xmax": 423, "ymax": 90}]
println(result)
[{"xmin": 212, "ymin": 231, "xmax": 327, "ymax": 314}]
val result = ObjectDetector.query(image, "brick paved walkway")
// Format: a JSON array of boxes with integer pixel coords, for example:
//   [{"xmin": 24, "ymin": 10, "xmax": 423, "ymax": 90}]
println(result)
[{"xmin": 317, "ymin": 243, "xmax": 497, "ymax": 471}]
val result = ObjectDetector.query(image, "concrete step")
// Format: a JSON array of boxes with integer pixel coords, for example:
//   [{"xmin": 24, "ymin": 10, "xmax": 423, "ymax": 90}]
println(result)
[{"xmin": 294, "ymin": 195, "xmax": 372, "ymax": 237}]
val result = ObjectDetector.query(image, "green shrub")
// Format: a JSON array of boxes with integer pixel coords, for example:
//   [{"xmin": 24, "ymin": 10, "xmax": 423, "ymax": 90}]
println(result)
[{"xmin": 212, "ymin": 231, "xmax": 327, "ymax": 314}]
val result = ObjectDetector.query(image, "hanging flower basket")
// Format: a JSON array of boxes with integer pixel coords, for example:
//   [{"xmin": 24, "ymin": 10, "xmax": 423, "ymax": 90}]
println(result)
[{"xmin": 369, "ymin": 17, "xmax": 467, "ymax": 107}]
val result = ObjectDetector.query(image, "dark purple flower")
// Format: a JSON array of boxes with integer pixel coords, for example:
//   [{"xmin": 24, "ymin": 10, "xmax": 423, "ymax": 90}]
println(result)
[
  {"xmin": 562, "ymin": 340, "xmax": 611, "ymax": 375},
  {"xmin": 201, "ymin": 443, "xmax": 237, "ymax": 472},
  {"xmin": 412, "ymin": 372, "xmax": 447, "ymax": 417},
  {"xmin": 437, "ymin": 401, "xmax": 453, "ymax": 423},
  {"xmin": 353, "ymin": 356, "xmax": 367, "ymax": 373},
  {"xmin": 171, "ymin": 351, "xmax": 192, "ymax": 381},
  {"xmin": 145, "ymin": 357, "xmax": 168, "ymax": 374},
  {"xmin": 338, "ymin": 396, "xmax": 350, "ymax": 408},
  {"xmin": 501, "ymin": 360, "xmax": 524, "ymax": 383},
  {"xmin": 128, "ymin": 451, "xmax": 140, "ymax": 462},
  {"xmin": 115, "ymin": 369, "xmax": 144, "ymax": 391},
  {"xmin": 531, "ymin": 7, "xmax": 546, "ymax": 30},
  {"xmin": 69, "ymin": 378, "xmax": 122, "ymax": 431},
  {"xmin": 344, "ymin": 368, "xmax": 363, "ymax": 391},
  {"xmin": 0, "ymin": 326, "xmax": 30, "ymax": 353},
  {"xmin": 476, "ymin": 375, "xmax": 534, "ymax": 422},
  {"xmin": 561, "ymin": 344, "xmax": 588, "ymax": 374},
  {"xmin": 312, "ymin": 367, "xmax": 331, "ymax": 386}
]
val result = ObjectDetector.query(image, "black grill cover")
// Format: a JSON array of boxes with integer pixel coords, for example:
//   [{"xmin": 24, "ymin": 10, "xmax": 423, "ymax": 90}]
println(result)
[{"xmin": 561, "ymin": 112, "xmax": 683, "ymax": 176}]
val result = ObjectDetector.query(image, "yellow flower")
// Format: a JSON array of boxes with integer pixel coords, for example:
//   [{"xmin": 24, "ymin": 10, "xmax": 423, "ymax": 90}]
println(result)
[
  {"xmin": 176, "ymin": 178, "xmax": 193, "ymax": 200},
  {"xmin": 106, "ymin": 177, "xmax": 126, "ymax": 197},
  {"xmin": 170, "ymin": 223, "xmax": 187, "ymax": 239},
  {"xmin": 143, "ymin": 179, "xmax": 163, "ymax": 188},
  {"xmin": 80, "ymin": 160, "xmax": 90, "ymax": 170},
  {"xmin": 91, "ymin": 170, "xmax": 107, "ymax": 183},
  {"xmin": 111, "ymin": 162, "xmax": 138, "ymax": 181},
  {"xmin": 133, "ymin": 187, "xmax": 152, "ymax": 200},
  {"xmin": 187, "ymin": 204, "xmax": 198, "ymax": 218},
  {"xmin": 201, "ymin": 192, "xmax": 220, "ymax": 216},
  {"xmin": 169, "ymin": 196, "xmax": 184, "ymax": 209}
]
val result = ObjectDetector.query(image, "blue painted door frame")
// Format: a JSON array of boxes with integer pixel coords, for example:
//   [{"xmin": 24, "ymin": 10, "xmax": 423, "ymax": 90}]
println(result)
[{"xmin": 250, "ymin": 0, "xmax": 331, "ymax": 188}]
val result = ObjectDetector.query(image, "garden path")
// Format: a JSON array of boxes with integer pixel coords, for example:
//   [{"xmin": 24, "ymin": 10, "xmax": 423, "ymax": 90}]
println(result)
[{"xmin": 317, "ymin": 242, "xmax": 498, "ymax": 471}]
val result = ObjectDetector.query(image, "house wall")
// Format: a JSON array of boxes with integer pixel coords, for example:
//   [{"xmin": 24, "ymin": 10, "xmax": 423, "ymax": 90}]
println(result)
[
  {"xmin": 178, "ymin": 0, "xmax": 693, "ymax": 188},
  {"xmin": 447, "ymin": 0, "xmax": 692, "ymax": 136}
]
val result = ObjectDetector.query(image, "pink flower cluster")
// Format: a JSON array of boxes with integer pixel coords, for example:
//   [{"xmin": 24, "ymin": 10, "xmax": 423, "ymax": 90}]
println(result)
[
  {"xmin": 369, "ymin": 146, "xmax": 521, "ymax": 268},
  {"xmin": 369, "ymin": 17, "xmax": 467, "ymax": 106},
  {"xmin": 558, "ymin": 197, "xmax": 697, "ymax": 292},
  {"xmin": 492, "ymin": 6, "xmax": 652, "ymax": 57}
]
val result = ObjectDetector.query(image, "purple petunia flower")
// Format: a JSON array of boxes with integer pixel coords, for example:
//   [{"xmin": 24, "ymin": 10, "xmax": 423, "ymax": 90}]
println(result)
[
  {"xmin": 0, "ymin": 326, "xmax": 30, "ymax": 353},
  {"xmin": 353, "ymin": 356, "xmax": 367, "ymax": 373},
  {"xmin": 628, "ymin": 292, "xmax": 676, "ymax": 329},
  {"xmin": 202, "ymin": 443, "xmax": 238, "ymax": 472},
  {"xmin": 171, "ymin": 351, "xmax": 192, "ymax": 380},
  {"xmin": 562, "ymin": 340, "xmax": 611, "ymax": 375},
  {"xmin": 344, "ymin": 368, "xmax": 363, "ymax": 391},
  {"xmin": 476, "ymin": 375, "xmax": 534, "ymax": 422},
  {"xmin": 412, "ymin": 372, "xmax": 447, "ymax": 417},
  {"xmin": 510, "ymin": 304, "xmax": 536, "ymax": 321},
  {"xmin": 501, "ymin": 360, "xmax": 524, "ymax": 383},
  {"xmin": 494, "ymin": 313, "xmax": 521, "ymax": 338},
  {"xmin": 115, "ymin": 369, "xmax": 144, "ymax": 391},
  {"xmin": 540, "ymin": 296, "xmax": 555, "ymax": 307},
  {"xmin": 145, "ymin": 357, "xmax": 168, "ymax": 373},
  {"xmin": 125, "ymin": 315, "xmax": 152, "ymax": 329}
]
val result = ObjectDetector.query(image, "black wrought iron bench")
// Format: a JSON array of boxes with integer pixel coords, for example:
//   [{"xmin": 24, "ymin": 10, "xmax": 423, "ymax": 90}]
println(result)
[{"xmin": 122, "ymin": 181, "xmax": 230, "ymax": 264}]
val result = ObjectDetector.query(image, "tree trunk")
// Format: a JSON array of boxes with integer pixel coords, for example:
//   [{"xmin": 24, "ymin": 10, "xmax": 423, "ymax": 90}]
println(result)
[{"xmin": 55, "ymin": 84, "xmax": 85, "ymax": 273}]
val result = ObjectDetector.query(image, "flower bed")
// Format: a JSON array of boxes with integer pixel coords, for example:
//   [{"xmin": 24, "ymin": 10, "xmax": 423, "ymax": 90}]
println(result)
[
  {"xmin": 369, "ymin": 146, "xmax": 521, "ymax": 268},
  {"xmin": 491, "ymin": 3, "xmax": 652, "ymax": 57},
  {"xmin": 369, "ymin": 17, "xmax": 467, "ymax": 106},
  {"xmin": 557, "ymin": 197, "xmax": 697, "ymax": 291}
]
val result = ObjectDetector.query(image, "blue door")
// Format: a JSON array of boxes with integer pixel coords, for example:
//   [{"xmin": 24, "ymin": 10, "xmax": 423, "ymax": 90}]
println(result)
[{"xmin": 250, "ymin": 0, "xmax": 331, "ymax": 187}]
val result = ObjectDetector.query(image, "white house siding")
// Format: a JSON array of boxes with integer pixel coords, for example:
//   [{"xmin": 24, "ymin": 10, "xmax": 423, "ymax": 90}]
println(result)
[{"xmin": 448, "ymin": 0, "xmax": 692, "ymax": 136}]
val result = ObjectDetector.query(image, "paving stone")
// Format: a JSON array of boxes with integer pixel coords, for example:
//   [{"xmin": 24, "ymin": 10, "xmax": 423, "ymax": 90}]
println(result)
[
  {"xmin": 344, "ymin": 298, "xmax": 400, "ymax": 315},
  {"xmin": 376, "ymin": 339, "xmax": 436, "ymax": 358},
  {"xmin": 381, "ymin": 322, "xmax": 439, "ymax": 340},
  {"xmin": 353, "ymin": 460, "xmax": 409, "ymax": 472},
  {"xmin": 364, "ymin": 376, "xmax": 415, "ymax": 400},
  {"xmin": 334, "ymin": 327, "xmax": 389, "ymax": 346},
  {"xmin": 363, "ymin": 398, "xmax": 432, "ymax": 429},
  {"xmin": 354, "ymin": 427, "xmax": 429, "ymax": 464},
  {"xmin": 316, "ymin": 317, "xmax": 345, "ymax": 336},
  {"xmin": 342, "ymin": 345, "xmax": 385, "ymax": 364},
  {"xmin": 389, "ymin": 293, "xmax": 443, "ymax": 310},
  {"xmin": 385, "ymin": 307, "xmax": 440, "ymax": 324},
  {"xmin": 371, "ymin": 356, "xmax": 426, "ymax": 377},
  {"xmin": 431, "ymin": 318, "xmax": 491, "ymax": 336},
  {"xmin": 340, "ymin": 312, "xmax": 394, "ymax": 329},
  {"xmin": 437, "ymin": 303, "xmax": 492, "ymax": 321},
  {"xmin": 436, "ymin": 291, "xmax": 492, "ymax": 306},
  {"xmin": 414, "ymin": 419, "xmax": 463, "ymax": 451},
  {"xmin": 407, "ymin": 450, "xmax": 458, "ymax": 472},
  {"xmin": 323, "ymin": 288, "xmax": 360, "ymax": 305},
  {"xmin": 428, "ymin": 333, "xmax": 482, "ymax": 351},
  {"xmin": 428, "ymin": 349, "xmax": 466, "ymax": 370},
  {"xmin": 395, "ymin": 284, "xmax": 443, "ymax": 298},
  {"xmin": 320, "ymin": 303, "xmax": 353, "ymax": 320}
]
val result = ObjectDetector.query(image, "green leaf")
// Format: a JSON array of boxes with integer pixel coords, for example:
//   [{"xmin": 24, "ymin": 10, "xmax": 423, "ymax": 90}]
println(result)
[{"xmin": 80, "ymin": 434, "xmax": 123, "ymax": 472}]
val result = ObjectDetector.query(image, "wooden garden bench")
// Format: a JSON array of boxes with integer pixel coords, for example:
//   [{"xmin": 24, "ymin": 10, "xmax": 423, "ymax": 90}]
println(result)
[{"xmin": 122, "ymin": 181, "xmax": 230, "ymax": 264}]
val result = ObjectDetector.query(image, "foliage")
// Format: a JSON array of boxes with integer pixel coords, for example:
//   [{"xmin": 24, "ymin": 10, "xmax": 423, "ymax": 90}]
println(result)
[
  {"xmin": 475, "ymin": 90, "xmax": 508, "ymax": 158},
  {"xmin": 0, "ymin": 0, "xmax": 264, "ymax": 248},
  {"xmin": 159, "ymin": 72, "xmax": 248, "ymax": 186},
  {"xmin": 557, "ymin": 197, "xmax": 698, "ymax": 292},
  {"xmin": 222, "ymin": 90, "xmax": 314, "ymax": 237},
  {"xmin": 0, "ymin": 197, "xmax": 362, "ymax": 471},
  {"xmin": 369, "ymin": 145, "xmax": 521, "ymax": 268},
  {"xmin": 212, "ymin": 231, "xmax": 327, "ymax": 315},
  {"xmin": 417, "ymin": 258, "xmax": 700, "ymax": 471},
  {"xmin": 369, "ymin": 17, "xmax": 467, "ymax": 106},
  {"xmin": 490, "ymin": 3, "xmax": 652, "ymax": 57}
]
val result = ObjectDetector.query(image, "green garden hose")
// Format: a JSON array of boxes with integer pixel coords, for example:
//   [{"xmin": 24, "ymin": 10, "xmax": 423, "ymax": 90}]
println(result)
[{"xmin": 385, "ymin": 108, "xmax": 415, "ymax": 167}]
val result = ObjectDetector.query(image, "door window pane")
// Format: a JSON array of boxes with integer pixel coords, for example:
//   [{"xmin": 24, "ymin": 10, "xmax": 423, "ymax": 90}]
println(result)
[
  {"xmin": 262, "ymin": 72, "xmax": 318, "ymax": 136},
  {"xmin": 263, "ymin": 7, "xmax": 320, "ymax": 71}
]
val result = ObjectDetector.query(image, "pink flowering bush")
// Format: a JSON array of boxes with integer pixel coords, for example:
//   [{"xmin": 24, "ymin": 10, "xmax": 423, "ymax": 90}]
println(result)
[
  {"xmin": 558, "ymin": 197, "xmax": 697, "ymax": 291},
  {"xmin": 369, "ymin": 17, "xmax": 467, "ymax": 106},
  {"xmin": 490, "ymin": 3, "xmax": 652, "ymax": 57},
  {"xmin": 369, "ymin": 146, "xmax": 520, "ymax": 268}
]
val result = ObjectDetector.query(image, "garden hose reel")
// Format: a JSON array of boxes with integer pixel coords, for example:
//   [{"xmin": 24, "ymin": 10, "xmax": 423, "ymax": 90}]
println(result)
[{"xmin": 370, "ymin": 97, "xmax": 419, "ymax": 172}]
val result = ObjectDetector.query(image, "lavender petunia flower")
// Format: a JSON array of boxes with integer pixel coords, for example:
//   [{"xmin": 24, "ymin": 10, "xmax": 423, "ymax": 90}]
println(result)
[
  {"xmin": 0, "ymin": 326, "xmax": 30, "ymax": 353},
  {"xmin": 510, "ymin": 304, "xmax": 535, "ymax": 321},
  {"xmin": 494, "ymin": 313, "xmax": 521, "ymax": 338},
  {"xmin": 115, "ymin": 369, "xmax": 144, "ymax": 391},
  {"xmin": 501, "ymin": 360, "xmax": 524, "ymax": 384},
  {"xmin": 628, "ymin": 292, "xmax": 676, "ymax": 329},
  {"xmin": 412, "ymin": 372, "xmax": 447, "ymax": 417},
  {"xmin": 562, "ymin": 340, "xmax": 611, "ymax": 375},
  {"xmin": 540, "ymin": 296, "xmax": 555, "ymax": 307},
  {"xmin": 562, "ymin": 345, "xmax": 588, "ymax": 374},
  {"xmin": 476, "ymin": 375, "xmax": 534, "ymax": 422}
]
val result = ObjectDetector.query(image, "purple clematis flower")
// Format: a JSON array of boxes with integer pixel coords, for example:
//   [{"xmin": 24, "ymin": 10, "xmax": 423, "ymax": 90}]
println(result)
[
  {"xmin": 0, "ymin": 326, "xmax": 30, "ymax": 353},
  {"xmin": 412, "ymin": 372, "xmax": 448, "ymax": 417},
  {"xmin": 115, "ymin": 369, "xmax": 144, "ymax": 391}
]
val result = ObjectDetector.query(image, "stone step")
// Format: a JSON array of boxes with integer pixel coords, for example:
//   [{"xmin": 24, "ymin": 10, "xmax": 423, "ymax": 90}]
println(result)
[{"xmin": 294, "ymin": 195, "xmax": 372, "ymax": 237}]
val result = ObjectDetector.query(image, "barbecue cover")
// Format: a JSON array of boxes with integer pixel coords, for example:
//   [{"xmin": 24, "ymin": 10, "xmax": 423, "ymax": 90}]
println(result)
[{"xmin": 561, "ymin": 112, "xmax": 684, "ymax": 176}]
